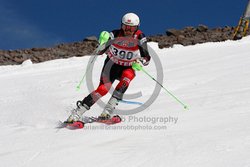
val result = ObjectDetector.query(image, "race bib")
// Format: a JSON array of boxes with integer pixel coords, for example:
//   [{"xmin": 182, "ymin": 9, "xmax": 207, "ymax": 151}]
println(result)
[{"xmin": 107, "ymin": 37, "xmax": 141, "ymax": 66}]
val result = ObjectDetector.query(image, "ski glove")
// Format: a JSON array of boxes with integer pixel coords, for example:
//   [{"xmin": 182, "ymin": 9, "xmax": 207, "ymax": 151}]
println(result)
[{"xmin": 139, "ymin": 57, "xmax": 150, "ymax": 66}]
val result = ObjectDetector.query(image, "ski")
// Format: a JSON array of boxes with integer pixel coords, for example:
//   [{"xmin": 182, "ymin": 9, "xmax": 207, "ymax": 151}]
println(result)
[
  {"xmin": 57, "ymin": 121, "xmax": 85, "ymax": 129},
  {"xmin": 87, "ymin": 115, "xmax": 122, "ymax": 125},
  {"xmin": 57, "ymin": 115, "xmax": 122, "ymax": 130}
]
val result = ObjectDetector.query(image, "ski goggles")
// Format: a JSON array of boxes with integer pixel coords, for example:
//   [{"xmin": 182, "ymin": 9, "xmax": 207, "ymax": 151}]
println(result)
[{"xmin": 122, "ymin": 24, "xmax": 138, "ymax": 32}]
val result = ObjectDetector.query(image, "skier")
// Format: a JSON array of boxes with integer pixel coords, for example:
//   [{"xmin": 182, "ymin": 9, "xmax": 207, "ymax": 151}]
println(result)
[{"xmin": 66, "ymin": 13, "xmax": 151, "ymax": 123}]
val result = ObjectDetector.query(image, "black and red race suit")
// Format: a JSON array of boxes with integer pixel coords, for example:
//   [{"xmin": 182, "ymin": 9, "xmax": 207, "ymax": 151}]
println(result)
[{"xmin": 82, "ymin": 29, "xmax": 151, "ymax": 108}]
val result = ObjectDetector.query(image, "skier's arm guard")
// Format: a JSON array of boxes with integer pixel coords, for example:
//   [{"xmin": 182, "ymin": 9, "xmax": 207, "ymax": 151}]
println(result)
[
  {"xmin": 97, "ymin": 31, "xmax": 117, "ymax": 55},
  {"xmin": 97, "ymin": 39, "xmax": 113, "ymax": 55}
]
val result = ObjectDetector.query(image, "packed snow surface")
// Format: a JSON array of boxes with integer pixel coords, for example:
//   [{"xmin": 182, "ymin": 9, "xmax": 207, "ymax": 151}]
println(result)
[{"xmin": 1, "ymin": 37, "xmax": 250, "ymax": 167}]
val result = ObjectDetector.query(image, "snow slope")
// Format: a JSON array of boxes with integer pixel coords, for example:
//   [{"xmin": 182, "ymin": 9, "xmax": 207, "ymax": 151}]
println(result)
[{"xmin": 1, "ymin": 37, "xmax": 250, "ymax": 167}]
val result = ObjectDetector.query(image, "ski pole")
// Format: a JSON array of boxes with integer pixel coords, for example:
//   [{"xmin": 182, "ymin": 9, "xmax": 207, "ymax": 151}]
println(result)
[
  {"xmin": 76, "ymin": 31, "xmax": 110, "ymax": 91},
  {"xmin": 132, "ymin": 62, "xmax": 189, "ymax": 110}
]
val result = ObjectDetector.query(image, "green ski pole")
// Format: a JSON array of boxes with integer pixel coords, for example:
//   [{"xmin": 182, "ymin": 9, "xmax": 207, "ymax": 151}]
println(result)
[
  {"xmin": 76, "ymin": 31, "xmax": 110, "ymax": 91},
  {"xmin": 132, "ymin": 62, "xmax": 189, "ymax": 110}
]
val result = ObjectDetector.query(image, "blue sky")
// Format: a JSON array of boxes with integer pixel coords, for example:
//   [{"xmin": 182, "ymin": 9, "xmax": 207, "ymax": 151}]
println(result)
[{"xmin": 0, "ymin": 0, "xmax": 247, "ymax": 50}]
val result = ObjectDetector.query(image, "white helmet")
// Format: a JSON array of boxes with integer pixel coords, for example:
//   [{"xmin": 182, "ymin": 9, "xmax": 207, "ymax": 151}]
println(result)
[{"xmin": 122, "ymin": 13, "xmax": 140, "ymax": 26}]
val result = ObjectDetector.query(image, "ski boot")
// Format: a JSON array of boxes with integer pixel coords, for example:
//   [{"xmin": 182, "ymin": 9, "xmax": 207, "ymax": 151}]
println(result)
[
  {"xmin": 98, "ymin": 96, "xmax": 122, "ymax": 123},
  {"xmin": 66, "ymin": 101, "xmax": 89, "ymax": 123},
  {"xmin": 98, "ymin": 96, "xmax": 118, "ymax": 120}
]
